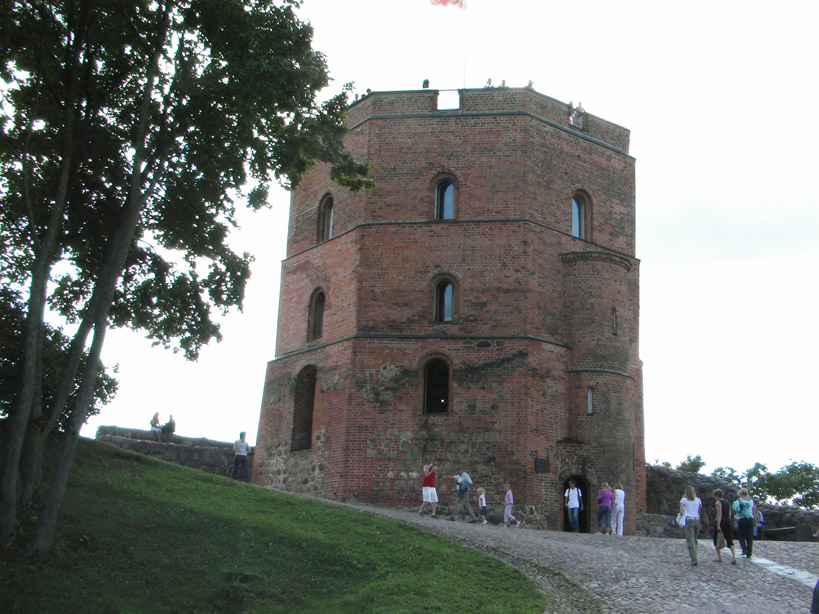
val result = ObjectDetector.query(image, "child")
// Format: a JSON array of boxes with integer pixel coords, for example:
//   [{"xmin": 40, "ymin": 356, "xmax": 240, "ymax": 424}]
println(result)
[
  {"xmin": 504, "ymin": 483, "xmax": 520, "ymax": 527},
  {"xmin": 477, "ymin": 487, "xmax": 488, "ymax": 525}
]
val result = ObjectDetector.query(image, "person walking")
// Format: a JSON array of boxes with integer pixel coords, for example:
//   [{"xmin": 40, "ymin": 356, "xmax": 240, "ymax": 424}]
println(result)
[
  {"xmin": 712, "ymin": 489, "xmax": 738, "ymax": 564},
  {"xmin": 596, "ymin": 482, "xmax": 614, "ymax": 534},
  {"xmin": 732, "ymin": 487, "xmax": 757, "ymax": 557},
  {"xmin": 612, "ymin": 482, "xmax": 626, "ymax": 536},
  {"xmin": 448, "ymin": 468, "xmax": 477, "ymax": 522},
  {"xmin": 679, "ymin": 485, "xmax": 703, "ymax": 566},
  {"xmin": 477, "ymin": 487, "xmax": 488, "ymax": 525},
  {"xmin": 564, "ymin": 479, "xmax": 583, "ymax": 532},
  {"xmin": 419, "ymin": 460, "xmax": 439, "ymax": 518},
  {"xmin": 503, "ymin": 484, "xmax": 520, "ymax": 527},
  {"xmin": 232, "ymin": 431, "xmax": 251, "ymax": 482}
]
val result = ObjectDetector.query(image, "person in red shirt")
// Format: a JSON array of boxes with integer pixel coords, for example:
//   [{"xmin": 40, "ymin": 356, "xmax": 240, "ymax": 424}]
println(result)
[{"xmin": 419, "ymin": 460, "xmax": 439, "ymax": 518}]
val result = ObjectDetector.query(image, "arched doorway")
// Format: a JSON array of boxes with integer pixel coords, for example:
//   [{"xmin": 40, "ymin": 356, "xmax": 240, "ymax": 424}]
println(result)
[{"xmin": 562, "ymin": 476, "xmax": 591, "ymax": 533}]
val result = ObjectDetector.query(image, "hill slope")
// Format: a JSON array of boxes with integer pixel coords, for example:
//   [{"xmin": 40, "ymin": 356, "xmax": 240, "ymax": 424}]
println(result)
[{"xmin": 1, "ymin": 439, "xmax": 544, "ymax": 613}]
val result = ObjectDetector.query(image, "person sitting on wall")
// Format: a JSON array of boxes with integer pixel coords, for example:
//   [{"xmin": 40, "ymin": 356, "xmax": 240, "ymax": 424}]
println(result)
[
  {"xmin": 161, "ymin": 415, "xmax": 176, "ymax": 437},
  {"xmin": 150, "ymin": 412, "xmax": 162, "ymax": 441}
]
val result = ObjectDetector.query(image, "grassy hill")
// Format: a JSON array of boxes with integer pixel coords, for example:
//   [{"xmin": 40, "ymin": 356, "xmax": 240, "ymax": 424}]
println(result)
[{"xmin": 1, "ymin": 439, "xmax": 545, "ymax": 613}]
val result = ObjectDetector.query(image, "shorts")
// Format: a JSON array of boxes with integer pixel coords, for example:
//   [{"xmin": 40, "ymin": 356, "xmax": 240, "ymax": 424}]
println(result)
[
  {"xmin": 480, "ymin": 506, "xmax": 487, "ymax": 515},
  {"xmin": 422, "ymin": 487, "xmax": 438, "ymax": 503}
]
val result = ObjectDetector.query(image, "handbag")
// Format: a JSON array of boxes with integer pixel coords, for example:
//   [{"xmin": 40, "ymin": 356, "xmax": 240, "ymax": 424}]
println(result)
[
  {"xmin": 716, "ymin": 532, "xmax": 726, "ymax": 550},
  {"xmin": 675, "ymin": 513, "xmax": 686, "ymax": 528}
]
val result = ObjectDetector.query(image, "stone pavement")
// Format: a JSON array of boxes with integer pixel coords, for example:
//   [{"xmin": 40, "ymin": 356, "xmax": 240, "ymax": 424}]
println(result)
[{"xmin": 351, "ymin": 504, "xmax": 818, "ymax": 614}]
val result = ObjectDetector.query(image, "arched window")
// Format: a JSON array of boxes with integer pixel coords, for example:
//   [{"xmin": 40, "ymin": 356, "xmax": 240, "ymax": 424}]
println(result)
[
  {"xmin": 292, "ymin": 366, "xmax": 317, "ymax": 451},
  {"xmin": 572, "ymin": 195, "xmax": 587, "ymax": 239},
  {"xmin": 434, "ymin": 281, "xmax": 454, "ymax": 322},
  {"xmin": 435, "ymin": 179, "xmax": 455, "ymax": 220},
  {"xmin": 424, "ymin": 359, "xmax": 450, "ymax": 414},
  {"xmin": 307, "ymin": 290, "xmax": 325, "ymax": 340},
  {"xmin": 317, "ymin": 196, "xmax": 334, "ymax": 242}
]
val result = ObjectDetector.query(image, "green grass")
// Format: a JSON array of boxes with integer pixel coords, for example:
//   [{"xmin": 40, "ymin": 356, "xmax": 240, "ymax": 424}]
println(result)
[{"xmin": 1, "ymin": 439, "xmax": 546, "ymax": 613}]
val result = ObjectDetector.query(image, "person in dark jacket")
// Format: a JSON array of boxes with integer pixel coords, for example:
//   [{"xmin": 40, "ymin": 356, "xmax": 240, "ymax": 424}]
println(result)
[{"xmin": 711, "ymin": 489, "xmax": 737, "ymax": 564}]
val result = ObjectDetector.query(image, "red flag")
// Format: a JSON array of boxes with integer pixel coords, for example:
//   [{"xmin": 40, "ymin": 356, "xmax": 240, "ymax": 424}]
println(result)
[{"xmin": 430, "ymin": 0, "xmax": 467, "ymax": 9}]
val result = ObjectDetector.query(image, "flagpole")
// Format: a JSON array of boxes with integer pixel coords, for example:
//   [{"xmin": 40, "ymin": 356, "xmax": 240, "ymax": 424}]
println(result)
[
  {"xmin": 430, "ymin": 0, "xmax": 468, "ymax": 88},
  {"xmin": 462, "ymin": 0, "xmax": 468, "ymax": 89}
]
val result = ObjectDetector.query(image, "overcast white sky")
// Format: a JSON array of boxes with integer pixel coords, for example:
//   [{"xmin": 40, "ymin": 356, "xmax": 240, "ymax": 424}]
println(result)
[{"xmin": 83, "ymin": 0, "xmax": 819, "ymax": 475}]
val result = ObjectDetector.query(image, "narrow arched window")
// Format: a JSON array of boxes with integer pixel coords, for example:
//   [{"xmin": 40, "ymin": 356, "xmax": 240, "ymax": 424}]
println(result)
[
  {"xmin": 424, "ymin": 359, "xmax": 450, "ymax": 414},
  {"xmin": 318, "ymin": 196, "xmax": 334, "ymax": 242},
  {"xmin": 292, "ymin": 366, "xmax": 317, "ymax": 451},
  {"xmin": 434, "ymin": 281, "xmax": 454, "ymax": 322},
  {"xmin": 435, "ymin": 180, "xmax": 455, "ymax": 220},
  {"xmin": 308, "ymin": 290, "xmax": 325, "ymax": 340},
  {"xmin": 572, "ymin": 196, "xmax": 586, "ymax": 239}
]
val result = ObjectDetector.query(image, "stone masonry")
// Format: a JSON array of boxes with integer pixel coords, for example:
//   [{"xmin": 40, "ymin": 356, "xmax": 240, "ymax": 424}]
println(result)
[
  {"xmin": 255, "ymin": 86, "xmax": 645, "ymax": 533},
  {"xmin": 639, "ymin": 464, "xmax": 819, "ymax": 541},
  {"xmin": 95, "ymin": 426, "xmax": 252, "ymax": 478}
]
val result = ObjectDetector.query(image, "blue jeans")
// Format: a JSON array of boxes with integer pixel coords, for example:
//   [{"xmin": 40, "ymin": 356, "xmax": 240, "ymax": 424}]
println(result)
[
  {"xmin": 597, "ymin": 505, "xmax": 611, "ymax": 530},
  {"xmin": 568, "ymin": 507, "xmax": 580, "ymax": 532}
]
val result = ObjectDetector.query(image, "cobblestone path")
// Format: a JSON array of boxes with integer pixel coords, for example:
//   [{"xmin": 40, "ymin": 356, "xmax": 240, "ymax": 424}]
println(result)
[{"xmin": 355, "ymin": 504, "xmax": 818, "ymax": 614}]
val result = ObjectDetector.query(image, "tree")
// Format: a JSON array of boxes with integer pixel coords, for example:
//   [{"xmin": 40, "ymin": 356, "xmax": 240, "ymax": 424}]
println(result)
[
  {"xmin": 711, "ymin": 462, "xmax": 819, "ymax": 509},
  {"xmin": 757, "ymin": 462, "xmax": 819, "ymax": 509},
  {"xmin": 1, "ymin": 0, "xmax": 370, "ymax": 554},
  {"xmin": 0, "ymin": 286, "xmax": 118, "ymax": 506},
  {"xmin": 676, "ymin": 454, "xmax": 706, "ymax": 474}
]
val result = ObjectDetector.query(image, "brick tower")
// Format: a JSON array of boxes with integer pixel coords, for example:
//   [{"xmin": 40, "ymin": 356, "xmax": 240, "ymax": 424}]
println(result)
[{"xmin": 255, "ymin": 86, "xmax": 645, "ymax": 533}]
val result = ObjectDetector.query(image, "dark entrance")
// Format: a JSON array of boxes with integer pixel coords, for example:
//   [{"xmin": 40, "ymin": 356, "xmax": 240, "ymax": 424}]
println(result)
[{"xmin": 562, "ymin": 476, "xmax": 590, "ymax": 533}]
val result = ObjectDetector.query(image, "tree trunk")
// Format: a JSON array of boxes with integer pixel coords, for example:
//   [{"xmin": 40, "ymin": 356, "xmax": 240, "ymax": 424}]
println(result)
[
  {"xmin": 2, "ymin": 257, "xmax": 52, "ymax": 547},
  {"xmin": 19, "ymin": 318, "xmax": 95, "ymax": 506},
  {"xmin": 28, "ymin": 323, "xmax": 108, "ymax": 555},
  {"xmin": 0, "ymin": 6, "xmax": 84, "ymax": 547},
  {"xmin": 19, "ymin": 424, "xmax": 47, "ymax": 508},
  {"xmin": 26, "ymin": 15, "xmax": 171, "ymax": 552}
]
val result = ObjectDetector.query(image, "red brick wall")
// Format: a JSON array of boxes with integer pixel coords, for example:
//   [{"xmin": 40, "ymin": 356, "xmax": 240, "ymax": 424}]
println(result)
[{"xmin": 256, "ymin": 87, "xmax": 645, "ymax": 533}]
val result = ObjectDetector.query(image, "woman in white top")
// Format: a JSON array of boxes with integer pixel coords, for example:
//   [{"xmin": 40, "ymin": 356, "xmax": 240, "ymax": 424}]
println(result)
[
  {"xmin": 679, "ymin": 485, "xmax": 703, "ymax": 566},
  {"xmin": 612, "ymin": 483, "xmax": 626, "ymax": 536}
]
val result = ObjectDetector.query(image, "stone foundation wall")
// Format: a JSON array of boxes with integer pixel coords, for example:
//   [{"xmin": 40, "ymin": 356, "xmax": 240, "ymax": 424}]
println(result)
[
  {"xmin": 95, "ymin": 426, "xmax": 253, "ymax": 479},
  {"xmin": 638, "ymin": 465, "xmax": 819, "ymax": 541},
  {"xmin": 94, "ymin": 425, "xmax": 816, "ymax": 540}
]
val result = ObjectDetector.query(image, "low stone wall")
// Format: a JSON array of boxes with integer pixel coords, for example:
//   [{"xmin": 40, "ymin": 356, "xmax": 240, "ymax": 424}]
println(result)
[
  {"xmin": 93, "ymin": 429, "xmax": 817, "ymax": 540},
  {"xmin": 639, "ymin": 465, "xmax": 819, "ymax": 541},
  {"xmin": 95, "ymin": 426, "xmax": 253, "ymax": 479}
]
